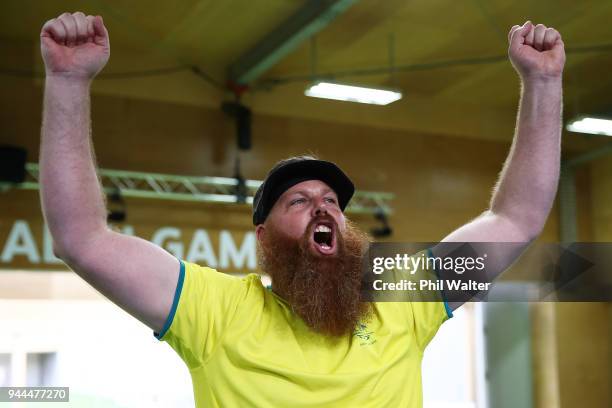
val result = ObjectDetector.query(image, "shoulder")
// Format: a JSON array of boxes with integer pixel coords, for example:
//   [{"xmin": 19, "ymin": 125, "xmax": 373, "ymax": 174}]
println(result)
[
  {"xmin": 182, "ymin": 262, "xmax": 265, "ymax": 303},
  {"xmin": 183, "ymin": 261, "xmax": 261, "ymax": 286}
]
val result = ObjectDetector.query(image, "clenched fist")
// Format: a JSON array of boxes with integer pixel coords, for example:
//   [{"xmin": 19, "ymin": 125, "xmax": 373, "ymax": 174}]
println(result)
[
  {"xmin": 40, "ymin": 12, "xmax": 110, "ymax": 80},
  {"xmin": 508, "ymin": 21, "xmax": 565, "ymax": 81}
]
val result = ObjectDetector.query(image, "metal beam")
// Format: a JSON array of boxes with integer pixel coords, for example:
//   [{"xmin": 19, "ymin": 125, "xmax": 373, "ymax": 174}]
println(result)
[
  {"xmin": 558, "ymin": 166, "xmax": 577, "ymax": 242},
  {"xmin": 0, "ymin": 163, "xmax": 394, "ymax": 215},
  {"xmin": 228, "ymin": 0, "xmax": 359, "ymax": 85},
  {"xmin": 563, "ymin": 143, "xmax": 612, "ymax": 168}
]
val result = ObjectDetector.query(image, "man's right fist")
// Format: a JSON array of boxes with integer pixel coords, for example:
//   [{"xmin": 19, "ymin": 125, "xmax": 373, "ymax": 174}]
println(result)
[{"xmin": 40, "ymin": 12, "xmax": 110, "ymax": 80}]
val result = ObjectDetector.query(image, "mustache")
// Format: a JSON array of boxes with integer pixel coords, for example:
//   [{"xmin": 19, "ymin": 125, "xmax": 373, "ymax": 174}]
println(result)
[{"xmin": 306, "ymin": 213, "xmax": 338, "ymax": 231}]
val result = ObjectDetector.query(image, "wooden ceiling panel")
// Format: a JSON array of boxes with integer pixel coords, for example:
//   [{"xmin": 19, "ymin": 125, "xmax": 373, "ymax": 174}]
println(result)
[
  {"xmin": 265, "ymin": 0, "xmax": 497, "ymax": 77},
  {"xmin": 1, "ymin": 0, "xmax": 611, "ymax": 143},
  {"xmin": 0, "ymin": 0, "xmax": 304, "ymax": 72},
  {"xmin": 390, "ymin": 66, "xmax": 489, "ymax": 99},
  {"xmin": 152, "ymin": 0, "xmax": 304, "ymax": 66},
  {"xmin": 564, "ymin": 54, "xmax": 612, "ymax": 116}
]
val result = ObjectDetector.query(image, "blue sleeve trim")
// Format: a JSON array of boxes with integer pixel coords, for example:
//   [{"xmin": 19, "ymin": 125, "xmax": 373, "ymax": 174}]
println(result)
[
  {"xmin": 154, "ymin": 259, "xmax": 186, "ymax": 340},
  {"xmin": 427, "ymin": 248, "xmax": 454, "ymax": 319}
]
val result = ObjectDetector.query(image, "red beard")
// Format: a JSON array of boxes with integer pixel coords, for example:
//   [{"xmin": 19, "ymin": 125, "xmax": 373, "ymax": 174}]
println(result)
[{"xmin": 257, "ymin": 215, "xmax": 373, "ymax": 337}]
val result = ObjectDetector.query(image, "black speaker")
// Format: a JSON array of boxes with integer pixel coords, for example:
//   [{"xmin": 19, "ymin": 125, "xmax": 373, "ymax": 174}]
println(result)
[
  {"xmin": 236, "ymin": 106, "xmax": 252, "ymax": 150},
  {"xmin": 0, "ymin": 146, "xmax": 26, "ymax": 183},
  {"xmin": 222, "ymin": 102, "xmax": 252, "ymax": 150}
]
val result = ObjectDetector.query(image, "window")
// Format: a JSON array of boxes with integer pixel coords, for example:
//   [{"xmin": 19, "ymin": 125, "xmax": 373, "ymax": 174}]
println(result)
[{"xmin": 0, "ymin": 354, "xmax": 10, "ymax": 386}]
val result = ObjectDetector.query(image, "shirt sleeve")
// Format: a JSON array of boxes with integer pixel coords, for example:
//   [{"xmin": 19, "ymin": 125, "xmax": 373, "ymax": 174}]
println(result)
[
  {"xmin": 154, "ymin": 259, "xmax": 255, "ymax": 369},
  {"xmin": 409, "ymin": 299, "xmax": 452, "ymax": 351},
  {"xmin": 390, "ymin": 249, "xmax": 453, "ymax": 351}
]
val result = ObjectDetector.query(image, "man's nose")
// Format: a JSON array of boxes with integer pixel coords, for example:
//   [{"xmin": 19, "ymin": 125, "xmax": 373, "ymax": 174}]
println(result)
[
  {"xmin": 315, "ymin": 207, "xmax": 328, "ymax": 216},
  {"xmin": 312, "ymin": 201, "xmax": 329, "ymax": 217}
]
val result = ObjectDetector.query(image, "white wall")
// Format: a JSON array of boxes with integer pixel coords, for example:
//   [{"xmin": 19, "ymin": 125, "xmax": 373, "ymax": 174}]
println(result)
[
  {"xmin": 422, "ymin": 303, "xmax": 484, "ymax": 408},
  {"xmin": 0, "ymin": 291, "xmax": 194, "ymax": 407}
]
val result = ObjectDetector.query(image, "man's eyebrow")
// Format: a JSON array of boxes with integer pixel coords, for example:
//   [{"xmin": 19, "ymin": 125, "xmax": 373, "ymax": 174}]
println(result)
[
  {"xmin": 322, "ymin": 188, "xmax": 336, "ymax": 196},
  {"xmin": 284, "ymin": 189, "xmax": 337, "ymax": 199},
  {"xmin": 286, "ymin": 190, "xmax": 308, "ymax": 197},
  {"xmin": 281, "ymin": 190, "xmax": 306, "ymax": 203}
]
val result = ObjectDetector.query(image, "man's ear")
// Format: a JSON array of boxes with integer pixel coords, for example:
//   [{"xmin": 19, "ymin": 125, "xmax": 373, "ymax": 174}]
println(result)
[{"xmin": 256, "ymin": 224, "xmax": 265, "ymax": 243}]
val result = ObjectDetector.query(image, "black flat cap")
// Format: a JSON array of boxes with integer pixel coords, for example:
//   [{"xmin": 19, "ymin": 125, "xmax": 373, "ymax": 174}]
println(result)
[{"xmin": 252, "ymin": 157, "xmax": 354, "ymax": 225}]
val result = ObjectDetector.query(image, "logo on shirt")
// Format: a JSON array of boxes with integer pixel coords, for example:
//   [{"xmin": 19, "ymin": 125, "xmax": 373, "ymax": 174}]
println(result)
[{"xmin": 353, "ymin": 322, "xmax": 376, "ymax": 346}]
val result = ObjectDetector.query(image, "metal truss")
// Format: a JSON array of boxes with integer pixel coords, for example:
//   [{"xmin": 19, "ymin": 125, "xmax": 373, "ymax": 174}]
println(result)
[{"xmin": 1, "ymin": 163, "xmax": 394, "ymax": 215}]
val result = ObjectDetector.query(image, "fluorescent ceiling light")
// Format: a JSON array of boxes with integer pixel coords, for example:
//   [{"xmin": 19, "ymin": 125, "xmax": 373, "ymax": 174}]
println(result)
[
  {"xmin": 305, "ymin": 81, "xmax": 402, "ymax": 105},
  {"xmin": 566, "ymin": 117, "xmax": 612, "ymax": 137}
]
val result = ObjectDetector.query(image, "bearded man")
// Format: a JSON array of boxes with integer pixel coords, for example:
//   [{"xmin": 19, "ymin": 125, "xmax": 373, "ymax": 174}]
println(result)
[{"xmin": 39, "ymin": 11, "xmax": 564, "ymax": 408}]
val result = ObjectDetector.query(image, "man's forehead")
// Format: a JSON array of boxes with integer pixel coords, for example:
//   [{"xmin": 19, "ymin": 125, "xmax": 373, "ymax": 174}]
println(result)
[{"xmin": 281, "ymin": 180, "xmax": 337, "ymax": 198}]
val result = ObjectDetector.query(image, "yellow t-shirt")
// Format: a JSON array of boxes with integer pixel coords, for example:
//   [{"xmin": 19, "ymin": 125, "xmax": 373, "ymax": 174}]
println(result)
[{"xmin": 156, "ymin": 254, "xmax": 452, "ymax": 407}]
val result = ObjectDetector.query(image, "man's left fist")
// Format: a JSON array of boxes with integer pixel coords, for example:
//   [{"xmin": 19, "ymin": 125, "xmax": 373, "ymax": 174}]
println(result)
[{"xmin": 508, "ymin": 21, "xmax": 565, "ymax": 81}]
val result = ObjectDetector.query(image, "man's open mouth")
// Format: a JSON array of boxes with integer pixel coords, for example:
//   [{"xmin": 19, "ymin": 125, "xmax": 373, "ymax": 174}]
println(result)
[{"xmin": 311, "ymin": 222, "xmax": 336, "ymax": 255}]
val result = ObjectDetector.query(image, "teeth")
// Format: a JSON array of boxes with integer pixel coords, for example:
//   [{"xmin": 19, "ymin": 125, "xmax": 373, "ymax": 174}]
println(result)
[{"xmin": 315, "ymin": 224, "xmax": 331, "ymax": 233}]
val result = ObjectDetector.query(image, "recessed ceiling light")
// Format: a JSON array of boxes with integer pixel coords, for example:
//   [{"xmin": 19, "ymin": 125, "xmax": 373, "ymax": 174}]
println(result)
[
  {"xmin": 566, "ymin": 116, "xmax": 612, "ymax": 137},
  {"xmin": 304, "ymin": 81, "xmax": 402, "ymax": 105}
]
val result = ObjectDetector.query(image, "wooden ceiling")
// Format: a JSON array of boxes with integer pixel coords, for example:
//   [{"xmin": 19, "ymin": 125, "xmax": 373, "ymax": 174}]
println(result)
[{"xmin": 3, "ymin": 0, "xmax": 612, "ymax": 147}]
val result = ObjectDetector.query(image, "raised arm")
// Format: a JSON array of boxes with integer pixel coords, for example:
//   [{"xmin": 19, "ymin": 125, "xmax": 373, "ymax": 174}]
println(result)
[
  {"xmin": 40, "ymin": 12, "xmax": 179, "ymax": 333},
  {"xmin": 432, "ymin": 21, "xmax": 565, "ymax": 309}
]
